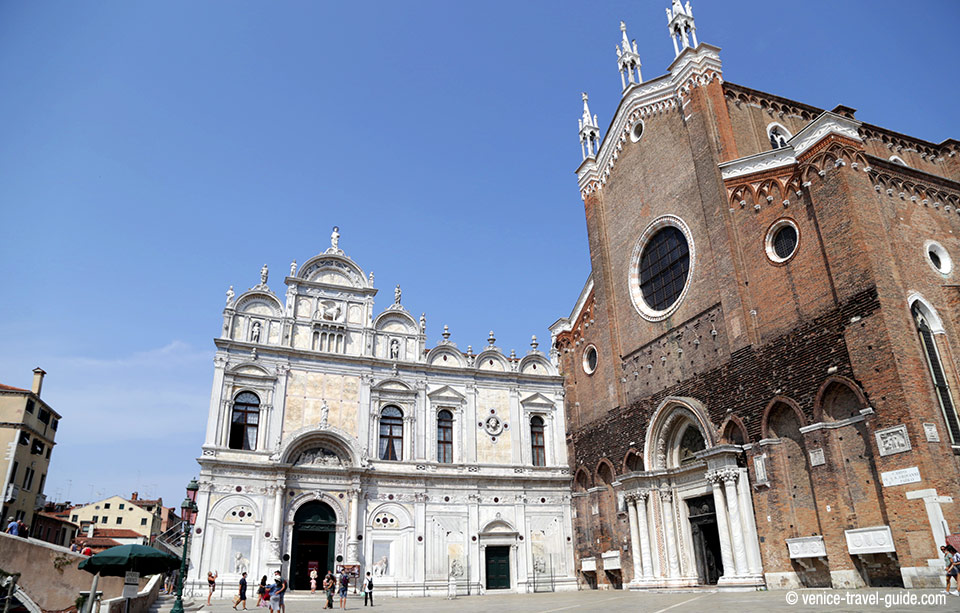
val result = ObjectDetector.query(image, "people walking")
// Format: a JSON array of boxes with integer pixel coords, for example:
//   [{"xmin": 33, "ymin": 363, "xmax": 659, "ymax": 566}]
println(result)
[
  {"xmin": 234, "ymin": 572, "xmax": 248, "ymax": 610},
  {"xmin": 362, "ymin": 571, "xmax": 373, "ymax": 607},
  {"xmin": 322, "ymin": 571, "xmax": 335, "ymax": 609},
  {"xmin": 257, "ymin": 575, "xmax": 269, "ymax": 608},
  {"xmin": 4, "ymin": 517, "xmax": 17, "ymax": 535},
  {"xmin": 946, "ymin": 544, "xmax": 960, "ymax": 596},
  {"xmin": 273, "ymin": 570, "xmax": 287, "ymax": 613},
  {"xmin": 338, "ymin": 570, "xmax": 349, "ymax": 609},
  {"xmin": 207, "ymin": 570, "xmax": 218, "ymax": 605}
]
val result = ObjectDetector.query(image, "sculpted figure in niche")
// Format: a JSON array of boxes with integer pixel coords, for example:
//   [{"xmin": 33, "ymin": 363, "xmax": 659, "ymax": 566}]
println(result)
[
  {"xmin": 234, "ymin": 551, "xmax": 249, "ymax": 574},
  {"xmin": 389, "ymin": 339, "xmax": 400, "ymax": 360},
  {"xmin": 316, "ymin": 300, "xmax": 342, "ymax": 321},
  {"xmin": 319, "ymin": 399, "xmax": 330, "ymax": 428},
  {"xmin": 251, "ymin": 321, "xmax": 262, "ymax": 343}
]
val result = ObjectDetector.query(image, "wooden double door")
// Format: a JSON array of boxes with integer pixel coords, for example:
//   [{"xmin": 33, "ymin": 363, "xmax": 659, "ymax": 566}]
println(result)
[{"xmin": 485, "ymin": 546, "xmax": 511, "ymax": 590}]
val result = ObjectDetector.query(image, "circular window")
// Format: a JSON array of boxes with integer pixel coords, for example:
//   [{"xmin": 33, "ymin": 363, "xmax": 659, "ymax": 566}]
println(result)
[
  {"xmin": 925, "ymin": 240, "xmax": 952, "ymax": 275},
  {"xmin": 630, "ymin": 120, "xmax": 644, "ymax": 143},
  {"xmin": 582, "ymin": 345, "xmax": 598, "ymax": 374},
  {"xmin": 765, "ymin": 219, "xmax": 800, "ymax": 264},
  {"xmin": 629, "ymin": 216, "xmax": 695, "ymax": 321}
]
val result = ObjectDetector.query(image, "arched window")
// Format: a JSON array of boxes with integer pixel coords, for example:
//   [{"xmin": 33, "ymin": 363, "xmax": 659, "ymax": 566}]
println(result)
[
  {"xmin": 913, "ymin": 303, "xmax": 960, "ymax": 444},
  {"xmin": 379, "ymin": 406, "xmax": 404, "ymax": 461},
  {"xmin": 228, "ymin": 392, "xmax": 260, "ymax": 450},
  {"xmin": 530, "ymin": 416, "xmax": 546, "ymax": 467},
  {"xmin": 437, "ymin": 409, "xmax": 453, "ymax": 463},
  {"xmin": 767, "ymin": 123, "xmax": 791, "ymax": 149}
]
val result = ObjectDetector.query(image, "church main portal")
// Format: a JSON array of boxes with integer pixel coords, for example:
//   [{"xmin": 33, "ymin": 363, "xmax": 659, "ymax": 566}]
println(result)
[{"xmin": 290, "ymin": 501, "xmax": 337, "ymax": 591}]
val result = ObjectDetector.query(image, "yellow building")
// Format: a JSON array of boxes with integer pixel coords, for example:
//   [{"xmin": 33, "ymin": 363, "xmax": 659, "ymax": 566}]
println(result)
[
  {"xmin": 68, "ymin": 493, "xmax": 163, "ymax": 540},
  {"xmin": 1, "ymin": 368, "xmax": 60, "ymax": 529}
]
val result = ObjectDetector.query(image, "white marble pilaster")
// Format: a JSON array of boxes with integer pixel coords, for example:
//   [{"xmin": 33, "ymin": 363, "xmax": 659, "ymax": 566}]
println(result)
[
  {"xmin": 465, "ymin": 384, "xmax": 477, "ymax": 463},
  {"xmin": 203, "ymin": 356, "xmax": 228, "ymax": 446},
  {"xmin": 736, "ymin": 466, "xmax": 762, "ymax": 575},
  {"xmin": 509, "ymin": 387, "xmax": 522, "ymax": 464},
  {"xmin": 722, "ymin": 470, "xmax": 749, "ymax": 576},
  {"xmin": 635, "ymin": 491, "xmax": 654, "ymax": 579},
  {"xmin": 660, "ymin": 490, "xmax": 681, "ymax": 578},
  {"xmin": 708, "ymin": 473, "xmax": 735, "ymax": 579},
  {"xmin": 347, "ymin": 488, "xmax": 360, "ymax": 564},
  {"xmin": 626, "ymin": 495, "xmax": 643, "ymax": 582}
]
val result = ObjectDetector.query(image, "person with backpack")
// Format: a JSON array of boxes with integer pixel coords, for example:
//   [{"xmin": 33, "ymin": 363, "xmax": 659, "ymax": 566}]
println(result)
[
  {"xmin": 338, "ymin": 570, "xmax": 350, "ymax": 609},
  {"xmin": 362, "ymin": 571, "xmax": 373, "ymax": 607}
]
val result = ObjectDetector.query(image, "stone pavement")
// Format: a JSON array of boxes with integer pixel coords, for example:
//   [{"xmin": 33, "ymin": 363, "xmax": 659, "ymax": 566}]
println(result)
[{"xmin": 204, "ymin": 588, "xmax": 959, "ymax": 613}]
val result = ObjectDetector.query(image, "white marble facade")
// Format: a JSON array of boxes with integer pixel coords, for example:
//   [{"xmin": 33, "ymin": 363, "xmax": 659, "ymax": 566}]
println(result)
[{"xmin": 187, "ymin": 232, "xmax": 576, "ymax": 595}]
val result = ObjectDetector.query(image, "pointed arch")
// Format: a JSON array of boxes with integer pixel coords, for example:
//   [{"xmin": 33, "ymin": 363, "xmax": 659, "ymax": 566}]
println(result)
[
  {"xmin": 719, "ymin": 414, "xmax": 749, "ymax": 445},
  {"xmin": 621, "ymin": 448, "xmax": 644, "ymax": 473},
  {"xmin": 761, "ymin": 396, "xmax": 806, "ymax": 439},
  {"xmin": 573, "ymin": 467, "xmax": 592, "ymax": 492},
  {"xmin": 595, "ymin": 458, "xmax": 616, "ymax": 486},
  {"xmin": 813, "ymin": 376, "xmax": 868, "ymax": 423},
  {"xmin": 643, "ymin": 396, "xmax": 717, "ymax": 470}
]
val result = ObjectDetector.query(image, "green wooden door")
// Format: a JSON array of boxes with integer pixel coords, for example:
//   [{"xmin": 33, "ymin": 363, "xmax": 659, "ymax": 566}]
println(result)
[{"xmin": 485, "ymin": 546, "xmax": 510, "ymax": 590}]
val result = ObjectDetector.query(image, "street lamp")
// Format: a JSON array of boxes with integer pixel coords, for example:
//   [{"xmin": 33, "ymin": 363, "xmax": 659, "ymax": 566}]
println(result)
[{"xmin": 171, "ymin": 479, "xmax": 200, "ymax": 613}]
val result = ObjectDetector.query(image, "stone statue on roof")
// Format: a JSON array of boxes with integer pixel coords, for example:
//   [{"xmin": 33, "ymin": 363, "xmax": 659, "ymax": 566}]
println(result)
[
  {"xmin": 260, "ymin": 264, "xmax": 269, "ymax": 286},
  {"xmin": 331, "ymin": 226, "xmax": 340, "ymax": 251}
]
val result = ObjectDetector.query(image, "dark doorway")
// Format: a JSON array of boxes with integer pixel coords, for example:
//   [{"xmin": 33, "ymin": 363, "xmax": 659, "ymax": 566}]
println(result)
[
  {"xmin": 686, "ymin": 495, "xmax": 723, "ymax": 585},
  {"xmin": 485, "ymin": 546, "xmax": 511, "ymax": 590},
  {"xmin": 291, "ymin": 501, "xmax": 337, "ymax": 591}
]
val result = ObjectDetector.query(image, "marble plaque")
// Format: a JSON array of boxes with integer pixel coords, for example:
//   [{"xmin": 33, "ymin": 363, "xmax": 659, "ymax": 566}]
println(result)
[
  {"xmin": 875, "ymin": 424, "xmax": 911, "ymax": 457},
  {"xmin": 923, "ymin": 423, "xmax": 940, "ymax": 443},
  {"xmin": 809, "ymin": 448, "xmax": 825, "ymax": 467},
  {"xmin": 880, "ymin": 466, "xmax": 921, "ymax": 487}
]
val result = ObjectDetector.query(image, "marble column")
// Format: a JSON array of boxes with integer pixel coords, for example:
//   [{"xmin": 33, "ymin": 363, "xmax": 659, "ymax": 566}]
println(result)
[
  {"xmin": 347, "ymin": 488, "xmax": 360, "ymax": 564},
  {"xmin": 660, "ymin": 490, "xmax": 681, "ymax": 579},
  {"xmin": 635, "ymin": 491, "xmax": 654, "ymax": 579},
  {"xmin": 708, "ymin": 472, "xmax": 735, "ymax": 579},
  {"xmin": 736, "ymin": 467, "xmax": 762, "ymax": 575},
  {"xmin": 626, "ymin": 495, "xmax": 643, "ymax": 582},
  {"xmin": 722, "ymin": 469, "xmax": 749, "ymax": 576}
]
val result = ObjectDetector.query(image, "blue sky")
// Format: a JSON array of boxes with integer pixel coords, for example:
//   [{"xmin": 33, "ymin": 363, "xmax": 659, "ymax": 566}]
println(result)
[{"xmin": 1, "ymin": 1, "xmax": 957, "ymax": 508}]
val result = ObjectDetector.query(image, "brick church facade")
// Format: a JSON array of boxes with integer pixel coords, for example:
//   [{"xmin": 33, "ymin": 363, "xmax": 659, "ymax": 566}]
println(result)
[{"xmin": 550, "ymin": 0, "xmax": 960, "ymax": 591}]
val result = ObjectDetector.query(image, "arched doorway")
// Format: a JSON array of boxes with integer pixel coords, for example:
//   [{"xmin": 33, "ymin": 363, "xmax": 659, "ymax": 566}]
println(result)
[{"xmin": 291, "ymin": 501, "xmax": 337, "ymax": 591}]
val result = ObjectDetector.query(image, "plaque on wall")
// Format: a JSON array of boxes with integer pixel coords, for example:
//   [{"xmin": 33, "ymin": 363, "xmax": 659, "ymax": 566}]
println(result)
[
  {"xmin": 922, "ymin": 423, "xmax": 940, "ymax": 443},
  {"xmin": 809, "ymin": 448, "xmax": 825, "ymax": 467},
  {"xmin": 880, "ymin": 466, "xmax": 921, "ymax": 487},
  {"xmin": 875, "ymin": 424, "xmax": 911, "ymax": 457}
]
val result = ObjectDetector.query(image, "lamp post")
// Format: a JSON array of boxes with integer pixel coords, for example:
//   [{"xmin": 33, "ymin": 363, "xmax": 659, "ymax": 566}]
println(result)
[{"xmin": 171, "ymin": 478, "xmax": 199, "ymax": 613}]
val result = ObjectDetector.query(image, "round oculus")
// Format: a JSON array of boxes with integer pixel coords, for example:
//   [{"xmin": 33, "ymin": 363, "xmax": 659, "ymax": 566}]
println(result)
[
  {"xmin": 638, "ymin": 226, "xmax": 690, "ymax": 311},
  {"xmin": 925, "ymin": 240, "xmax": 952, "ymax": 275},
  {"xmin": 628, "ymin": 216, "xmax": 696, "ymax": 321},
  {"xmin": 630, "ymin": 120, "xmax": 644, "ymax": 143},
  {"xmin": 582, "ymin": 345, "xmax": 598, "ymax": 375},
  {"xmin": 765, "ymin": 218, "xmax": 800, "ymax": 264}
]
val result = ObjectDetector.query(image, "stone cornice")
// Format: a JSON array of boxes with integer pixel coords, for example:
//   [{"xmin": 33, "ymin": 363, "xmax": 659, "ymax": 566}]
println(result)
[
  {"xmin": 790, "ymin": 111, "xmax": 862, "ymax": 158},
  {"xmin": 719, "ymin": 147, "xmax": 796, "ymax": 182},
  {"xmin": 213, "ymin": 339, "xmax": 564, "ymax": 384}
]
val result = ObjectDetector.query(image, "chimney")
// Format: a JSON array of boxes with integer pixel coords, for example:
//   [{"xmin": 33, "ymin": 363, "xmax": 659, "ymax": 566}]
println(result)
[
  {"xmin": 31, "ymin": 368, "xmax": 46, "ymax": 397},
  {"xmin": 131, "ymin": 492, "xmax": 138, "ymax": 501}
]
